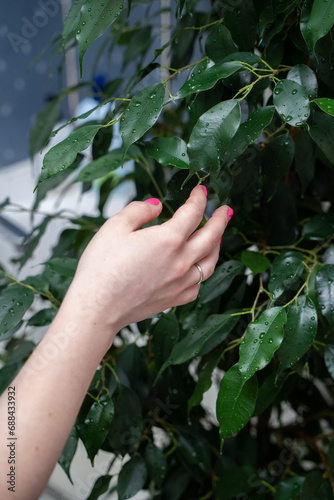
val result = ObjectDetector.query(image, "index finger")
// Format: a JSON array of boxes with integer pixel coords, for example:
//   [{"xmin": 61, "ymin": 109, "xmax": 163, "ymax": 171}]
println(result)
[{"xmin": 165, "ymin": 186, "xmax": 207, "ymax": 239}]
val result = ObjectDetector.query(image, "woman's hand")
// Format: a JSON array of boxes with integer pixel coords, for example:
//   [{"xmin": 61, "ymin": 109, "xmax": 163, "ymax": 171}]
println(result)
[{"xmin": 69, "ymin": 186, "xmax": 232, "ymax": 340}]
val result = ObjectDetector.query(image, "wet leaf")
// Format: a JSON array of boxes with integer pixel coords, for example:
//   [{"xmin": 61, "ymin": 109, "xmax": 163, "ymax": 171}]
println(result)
[
  {"xmin": 287, "ymin": 64, "xmax": 318, "ymax": 100},
  {"xmin": 28, "ymin": 308, "xmax": 57, "ymax": 327},
  {"xmin": 155, "ymin": 313, "xmax": 238, "ymax": 381},
  {"xmin": 62, "ymin": 0, "xmax": 85, "ymax": 46},
  {"xmin": 278, "ymin": 296, "xmax": 317, "ymax": 373},
  {"xmin": 58, "ymin": 426, "xmax": 79, "ymax": 483},
  {"xmin": 273, "ymin": 80, "xmax": 310, "ymax": 127},
  {"xmin": 77, "ymin": 0, "xmax": 125, "ymax": 77},
  {"xmin": 205, "ymin": 24, "xmax": 236, "ymax": 63},
  {"xmin": 120, "ymin": 83, "xmax": 165, "ymax": 159},
  {"xmin": 239, "ymin": 307, "xmax": 287, "ymax": 380},
  {"xmin": 79, "ymin": 393, "xmax": 114, "ymax": 465},
  {"xmin": 223, "ymin": 106, "xmax": 275, "ymax": 167},
  {"xmin": 300, "ymin": 0, "xmax": 334, "ymax": 53},
  {"xmin": 173, "ymin": 61, "xmax": 242, "ymax": 100},
  {"xmin": 309, "ymin": 112, "xmax": 334, "ymax": 165},
  {"xmin": 147, "ymin": 137, "xmax": 189, "ymax": 169},
  {"xmin": 151, "ymin": 311, "xmax": 180, "ymax": 370},
  {"xmin": 145, "ymin": 443, "xmax": 167, "ymax": 487},
  {"xmin": 217, "ymin": 364, "xmax": 258, "ymax": 441},
  {"xmin": 0, "ymin": 285, "xmax": 34, "ymax": 337},
  {"xmin": 268, "ymin": 251, "xmax": 305, "ymax": 300},
  {"xmin": 199, "ymin": 260, "xmax": 244, "ymax": 304},
  {"xmin": 314, "ymin": 98, "xmax": 334, "ymax": 117},
  {"xmin": 44, "ymin": 257, "xmax": 78, "ymax": 277},
  {"xmin": 315, "ymin": 264, "xmax": 334, "ymax": 328},
  {"xmin": 37, "ymin": 125, "xmax": 101, "ymax": 188},
  {"xmin": 274, "ymin": 476, "xmax": 305, "ymax": 499},
  {"xmin": 302, "ymin": 214, "xmax": 334, "ymax": 241},
  {"xmin": 117, "ymin": 456, "xmax": 147, "ymax": 500}
]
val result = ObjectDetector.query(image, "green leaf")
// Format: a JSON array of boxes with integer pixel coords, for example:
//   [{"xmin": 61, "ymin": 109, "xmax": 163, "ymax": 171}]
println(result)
[
  {"xmin": 199, "ymin": 260, "xmax": 244, "ymax": 304},
  {"xmin": 188, "ymin": 351, "xmax": 221, "ymax": 414},
  {"xmin": 309, "ymin": 112, "xmax": 334, "ymax": 165},
  {"xmin": 146, "ymin": 137, "xmax": 189, "ymax": 169},
  {"xmin": 44, "ymin": 257, "xmax": 78, "ymax": 277},
  {"xmin": 215, "ymin": 464, "xmax": 258, "ymax": 499},
  {"xmin": 37, "ymin": 124, "xmax": 101, "ymax": 187},
  {"xmin": 200, "ymin": 314, "xmax": 239, "ymax": 356},
  {"xmin": 86, "ymin": 475, "xmax": 112, "ymax": 500},
  {"xmin": 173, "ymin": 61, "xmax": 242, "ymax": 101},
  {"xmin": 301, "ymin": 470, "xmax": 334, "ymax": 499},
  {"xmin": 314, "ymin": 98, "xmax": 334, "ymax": 117},
  {"xmin": 273, "ymin": 80, "xmax": 310, "ymax": 127},
  {"xmin": 75, "ymin": 148, "xmax": 125, "ymax": 182},
  {"xmin": 274, "ymin": 476, "xmax": 305, "ymax": 499},
  {"xmin": 315, "ymin": 264, "xmax": 334, "ymax": 328},
  {"xmin": 254, "ymin": 371, "xmax": 288, "ymax": 416},
  {"xmin": 0, "ymin": 363, "xmax": 21, "ymax": 395},
  {"xmin": 30, "ymin": 99, "xmax": 60, "ymax": 158},
  {"xmin": 34, "ymin": 154, "xmax": 83, "ymax": 211},
  {"xmin": 295, "ymin": 129, "xmax": 316, "ymax": 193},
  {"xmin": 301, "ymin": 0, "xmax": 334, "ymax": 53},
  {"xmin": 77, "ymin": 0, "xmax": 125, "ymax": 77},
  {"xmin": 324, "ymin": 345, "xmax": 334, "ymax": 379},
  {"xmin": 262, "ymin": 134, "xmax": 295, "ymax": 183},
  {"xmin": 117, "ymin": 456, "xmax": 147, "ymax": 500},
  {"xmin": 287, "ymin": 64, "xmax": 318, "ymax": 100},
  {"xmin": 62, "ymin": 0, "xmax": 85, "ymax": 46},
  {"xmin": 18, "ymin": 216, "xmax": 52, "ymax": 269},
  {"xmin": 155, "ymin": 313, "xmax": 238, "ymax": 380},
  {"xmin": 151, "ymin": 311, "xmax": 180, "ymax": 369},
  {"xmin": 223, "ymin": 106, "xmax": 275, "ymax": 167},
  {"xmin": 268, "ymin": 251, "xmax": 305, "ymax": 301},
  {"xmin": 302, "ymin": 214, "xmax": 334, "ymax": 241},
  {"xmin": 205, "ymin": 24, "xmax": 236, "ymax": 63},
  {"xmin": 79, "ymin": 393, "xmax": 114, "ymax": 465},
  {"xmin": 28, "ymin": 308, "xmax": 57, "ymax": 327},
  {"xmin": 58, "ymin": 426, "xmax": 78, "ymax": 484},
  {"xmin": 0, "ymin": 285, "xmax": 34, "ymax": 337},
  {"xmin": 107, "ymin": 384, "xmax": 142, "ymax": 455},
  {"xmin": 216, "ymin": 364, "xmax": 258, "ymax": 441},
  {"xmin": 239, "ymin": 307, "xmax": 287, "ymax": 380},
  {"xmin": 278, "ymin": 296, "xmax": 317, "ymax": 373},
  {"xmin": 188, "ymin": 100, "xmax": 241, "ymax": 174},
  {"xmin": 145, "ymin": 443, "xmax": 167, "ymax": 487},
  {"xmin": 241, "ymin": 251, "xmax": 270, "ymax": 277},
  {"xmin": 222, "ymin": 0, "xmax": 257, "ymax": 51},
  {"xmin": 120, "ymin": 83, "xmax": 165, "ymax": 159},
  {"xmin": 176, "ymin": 428, "xmax": 211, "ymax": 476}
]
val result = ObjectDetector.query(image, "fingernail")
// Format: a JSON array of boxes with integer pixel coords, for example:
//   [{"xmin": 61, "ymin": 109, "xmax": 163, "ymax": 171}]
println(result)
[
  {"xmin": 219, "ymin": 237, "xmax": 222, "ymax": 244},
  {"xmin": 228, "ymin": 208, "xmax": 234, "ymax": 221},
  {"xmin": 145, "ymin": 198, "xmax": 160, "ymax": 206},
  {"xmin": 201, "ymin": 185, "xmax": 207, "ymax": 197}
]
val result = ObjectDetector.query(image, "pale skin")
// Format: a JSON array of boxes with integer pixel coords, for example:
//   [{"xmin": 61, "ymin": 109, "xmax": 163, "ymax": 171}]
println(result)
[{"xmin": 0, "ymin": 186, "xmax": 231, "ymax": 499}]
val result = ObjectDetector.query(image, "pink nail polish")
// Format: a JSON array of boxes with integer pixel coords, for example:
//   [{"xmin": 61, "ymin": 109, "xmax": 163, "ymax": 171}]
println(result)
[
  {"xmin": 145, "ymin": 198, "xmax": 160, "ymax": 205},
  {"xmin": 228, "ymin": 208, "xmax": 234, "ymax": 221},
  {"xmin": 219, "ymin": 237, "xmax": 222, "ymax": 244},
  {"xmin": 201, "ymin": 185, "xmax": 207, "ymax": 197}
]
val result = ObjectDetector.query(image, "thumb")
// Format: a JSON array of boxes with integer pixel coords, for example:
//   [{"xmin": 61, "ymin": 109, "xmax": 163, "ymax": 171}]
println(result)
[{"xmin": 116, "ymin": 198, "xmax": 162, "ymax": 232}]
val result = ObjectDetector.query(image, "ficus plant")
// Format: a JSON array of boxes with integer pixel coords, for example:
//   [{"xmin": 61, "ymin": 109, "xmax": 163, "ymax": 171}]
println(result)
[{"xmin": 1, "ymin": 0, "xmax": 334, "ymax": 498}]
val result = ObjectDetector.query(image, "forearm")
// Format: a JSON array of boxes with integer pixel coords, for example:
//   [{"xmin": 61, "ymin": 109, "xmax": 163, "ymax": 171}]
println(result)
[{"xmin": 0, "ymin": 280, "xmax": 117, "ymax": 500}]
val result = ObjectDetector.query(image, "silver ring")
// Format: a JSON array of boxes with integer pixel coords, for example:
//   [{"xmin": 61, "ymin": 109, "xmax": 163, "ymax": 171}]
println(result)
[{"xmin": 195, "ymin": 263, "xmax": 204, "ymax": 285}]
